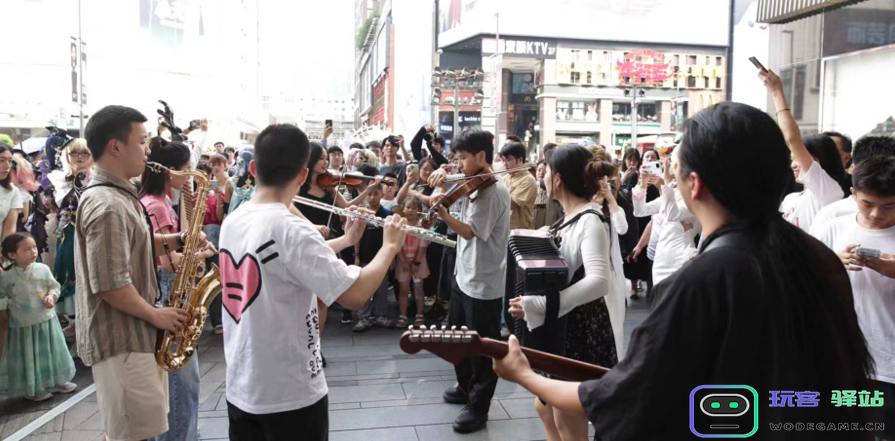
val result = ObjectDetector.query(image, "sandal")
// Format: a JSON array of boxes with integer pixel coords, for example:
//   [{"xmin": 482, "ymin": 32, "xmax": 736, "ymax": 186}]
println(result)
[
  {"xmin": 414, "ymin": 314, "xmax": 426, "ymax": 327},
  {"xmin": 396, "ymin": 315, "xmax": 408, "ymax": 328}
]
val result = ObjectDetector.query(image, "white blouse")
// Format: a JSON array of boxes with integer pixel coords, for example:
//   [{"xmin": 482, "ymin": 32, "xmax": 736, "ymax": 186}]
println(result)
[{"xmin": 520, "ymin": 203, "xmax": 626, "ymax": 357}]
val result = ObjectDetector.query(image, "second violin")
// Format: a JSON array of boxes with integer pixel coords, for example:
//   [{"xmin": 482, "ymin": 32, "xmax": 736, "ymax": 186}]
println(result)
[{"xmin": 316, "ymin": 171, "xmax": 378, "ymax": 190}]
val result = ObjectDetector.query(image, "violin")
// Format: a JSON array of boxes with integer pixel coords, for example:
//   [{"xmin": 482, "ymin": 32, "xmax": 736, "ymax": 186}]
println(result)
[
  {"xmin": 316, "ymin": 171, "xmax": 378, "ymax": 190},
  {"xmin": 423, "ymin": 168, "xmax": 498, "ymax": 225}
]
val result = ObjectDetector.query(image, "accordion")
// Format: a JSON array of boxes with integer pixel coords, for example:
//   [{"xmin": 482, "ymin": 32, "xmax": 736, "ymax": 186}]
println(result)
[{"xmin": 506, "ymin": 230, "xmax": 569, "ymax": 356}]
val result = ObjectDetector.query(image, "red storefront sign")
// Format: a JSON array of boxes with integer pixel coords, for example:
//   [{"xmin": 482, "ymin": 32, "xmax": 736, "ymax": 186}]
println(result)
[{"xmin": 617, "ymin": 49, "xmax": 673, "ymax": 85}]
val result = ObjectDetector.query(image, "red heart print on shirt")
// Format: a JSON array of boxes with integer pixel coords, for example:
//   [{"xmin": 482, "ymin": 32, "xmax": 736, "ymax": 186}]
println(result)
[{"xmin": 220, "ymin": 249, "xmax": 263, "ymax": 324}]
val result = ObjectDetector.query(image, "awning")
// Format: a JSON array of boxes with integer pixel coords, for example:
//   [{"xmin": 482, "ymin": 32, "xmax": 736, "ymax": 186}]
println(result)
[{"xmin": 757, "ymin": 0, "xmax": 869, "ymax": 24}]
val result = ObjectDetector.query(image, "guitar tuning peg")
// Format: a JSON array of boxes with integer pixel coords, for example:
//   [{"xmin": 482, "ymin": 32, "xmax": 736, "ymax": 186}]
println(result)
[
  {"xmin": 408, "ymin": 325, "xmax": 414, "ymax": 331},
  {"xmin": 441, "ymin": 325, "xmax": 447, "ymax": 331},
  {"xmin": 430, "ymin": 325, "xmax": 437, "ymax": 330},
  {"xmin": 460, "ymin": 326, "xmax": 469, "ymax": 331},
  {"xmin": 451, "ymin": 326, "xmax": 457, "ymax": 331}
]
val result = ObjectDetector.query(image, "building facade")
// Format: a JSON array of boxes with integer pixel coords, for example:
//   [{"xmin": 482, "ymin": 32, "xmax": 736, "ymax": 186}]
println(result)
[
  {"xmin": 436, "ymin": 0, "xmax": 733, "ymax": 159},
  {"xmin": 354, "ymin": 0, "xmax": 435, "ymax": 139},
  {"xmin": 758, "ymin": 0, "xmax": 895, "ymax": 140}
]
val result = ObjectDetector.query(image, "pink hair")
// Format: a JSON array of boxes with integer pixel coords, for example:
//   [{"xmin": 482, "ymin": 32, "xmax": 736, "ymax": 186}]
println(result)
[{"xmin": 11, "ymin": 155, "xmax": 38, "ymax": 192}]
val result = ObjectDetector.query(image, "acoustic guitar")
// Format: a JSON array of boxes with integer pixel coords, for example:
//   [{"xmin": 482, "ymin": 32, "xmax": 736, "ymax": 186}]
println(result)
[{"xmin": 399, "ymin": 325, "xmax": 609, "ymax": 382}]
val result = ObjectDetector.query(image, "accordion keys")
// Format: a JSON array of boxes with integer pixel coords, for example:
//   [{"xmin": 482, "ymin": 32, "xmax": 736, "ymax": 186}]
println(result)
[{"xmin": 507, "ymin": 230, "xmax": 569, "ymax": 356}]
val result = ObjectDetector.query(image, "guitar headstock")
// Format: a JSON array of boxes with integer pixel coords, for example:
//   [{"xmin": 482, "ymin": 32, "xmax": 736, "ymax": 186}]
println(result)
[{"xmin": 399, "ymin": 325, "xmax": 484, "ymax": 364}]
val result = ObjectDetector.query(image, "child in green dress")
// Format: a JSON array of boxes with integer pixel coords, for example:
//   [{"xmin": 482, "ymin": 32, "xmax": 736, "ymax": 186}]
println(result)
[{"xmin": 0, "ymin": 233, "xmax": 76, "ymax": 401}]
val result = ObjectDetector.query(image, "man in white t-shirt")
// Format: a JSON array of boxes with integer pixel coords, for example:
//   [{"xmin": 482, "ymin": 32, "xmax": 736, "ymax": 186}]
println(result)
[
  {"xmin": 812, "ymin": 156, "xmax": 895, "ymax": 441},
  {"xmin": 218, "ymin": 124, "xmax": 406, "ymax": 441},
  {"xmin": 810, "ymin": 135, "xmax": 895, "ymax": 236}
]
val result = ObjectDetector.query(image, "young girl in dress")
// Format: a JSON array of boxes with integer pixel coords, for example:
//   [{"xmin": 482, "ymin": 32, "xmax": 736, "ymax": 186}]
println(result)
[
  {"xmin": 0, "ymin": 233, "xmax": 76, "ymax": 401},
  {"xmin": 395, "ymin": 196, "xmax": 429, "ymax": 327}
]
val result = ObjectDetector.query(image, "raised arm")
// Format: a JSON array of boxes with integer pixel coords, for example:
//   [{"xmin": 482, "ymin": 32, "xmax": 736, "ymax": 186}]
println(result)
[{"xmin": 760, "ymin": 69, "xmax": 813, "ymax": 173}]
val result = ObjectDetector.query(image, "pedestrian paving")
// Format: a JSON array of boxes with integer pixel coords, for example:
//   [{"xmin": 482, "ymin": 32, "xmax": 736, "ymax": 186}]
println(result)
[{"xmin": 2, "ymin": 292, "xmax": 651, "ymax": 441}]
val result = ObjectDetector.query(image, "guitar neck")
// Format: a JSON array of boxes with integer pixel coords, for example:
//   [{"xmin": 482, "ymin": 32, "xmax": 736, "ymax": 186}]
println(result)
[{"xmin": 479, "ymin": 338, "xmax": 609, "ymax": 382}]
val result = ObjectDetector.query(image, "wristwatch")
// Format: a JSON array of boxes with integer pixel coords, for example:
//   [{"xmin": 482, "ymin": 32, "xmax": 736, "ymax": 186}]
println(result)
[{"xmin": 177, "ymin": 232, "xmax": 188, "ymax": 248}]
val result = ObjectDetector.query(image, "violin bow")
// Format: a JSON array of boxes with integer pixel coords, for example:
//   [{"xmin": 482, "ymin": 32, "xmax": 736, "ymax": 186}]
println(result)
[
  {"xmin": 325, "ymin": 165, "xmax": 345, "ymax": 229},
  {"xmin": 444, "ymin": 164, "xmax": 534, "ymax": 183}
]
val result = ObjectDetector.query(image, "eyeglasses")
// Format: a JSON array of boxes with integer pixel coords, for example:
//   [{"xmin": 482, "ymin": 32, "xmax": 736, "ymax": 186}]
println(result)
[{"xmin": 70, "ymin": 151, "xmax": 91, "ymax": 158}]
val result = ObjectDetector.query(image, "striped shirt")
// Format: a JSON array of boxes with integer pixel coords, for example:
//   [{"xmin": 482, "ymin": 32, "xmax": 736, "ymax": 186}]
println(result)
[{"xmin": 74, "ymin": 167, "xmax": 160, "ymax": 367}]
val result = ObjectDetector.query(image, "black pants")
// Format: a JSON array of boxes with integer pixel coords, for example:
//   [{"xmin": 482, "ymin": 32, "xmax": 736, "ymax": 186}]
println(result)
[
  {"xmin": 449, "ymin": 279, "xmax": 502, "ymax": 414},
  {"xmin": 228, "ymin": 395, "xmax": 328, "ymax": 441}
]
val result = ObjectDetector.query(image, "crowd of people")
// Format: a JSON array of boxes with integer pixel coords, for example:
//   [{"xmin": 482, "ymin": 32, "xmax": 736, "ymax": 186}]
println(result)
[{"xmin": 0, "ymin": 64, "xmax": 890, "ymax": 441}]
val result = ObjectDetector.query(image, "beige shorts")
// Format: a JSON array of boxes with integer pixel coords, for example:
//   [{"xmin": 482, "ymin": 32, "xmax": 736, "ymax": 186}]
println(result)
[{"xmin": 92, "ymin": 352, "xmax": 169, "ymax": 441}]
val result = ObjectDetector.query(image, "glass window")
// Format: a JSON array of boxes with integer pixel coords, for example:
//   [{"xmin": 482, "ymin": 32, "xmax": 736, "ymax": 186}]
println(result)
[
  {"xmin": 557, "ymin": 100, "xmax": 599, "ymax": 122},
  {"xmin": 512, "ymin": 74, "xmax": 535, "ymax": 93},
  {"xmin": 822, "ymin": 45, "xmax": 895, "ymax": 138},
  {"xmin": 638, "ymin": 103, "xmax": 659, "ymax": 123},
  {"xmin": 612, "ymin": 102, "xmax": 631, "ymax": 122},
  {"xmin": 688, "ymin": 55, "xmax": 697, "ymax": 65}
]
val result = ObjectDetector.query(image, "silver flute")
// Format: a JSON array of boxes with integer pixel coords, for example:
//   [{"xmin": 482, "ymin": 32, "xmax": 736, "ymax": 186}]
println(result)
[{"xmin": 292, "ymin": 196, "xmax": 457, "ymax": 248}]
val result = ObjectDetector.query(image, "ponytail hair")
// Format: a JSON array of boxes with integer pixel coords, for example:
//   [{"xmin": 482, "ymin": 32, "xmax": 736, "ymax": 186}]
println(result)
[
  {"xmin": 1, "ymin": 232, "xmax": 33, "ymax": 270},
  {"xmin": 138, "ymin": 137, "xmax": 191, "ymax": 198},
  {"xmin": 679, "ymin": 103, "xmax": 872, "ymax": 423},
  {"xmin": 548, "ymin": 145, "xmax": 615, "ymax": 201}
]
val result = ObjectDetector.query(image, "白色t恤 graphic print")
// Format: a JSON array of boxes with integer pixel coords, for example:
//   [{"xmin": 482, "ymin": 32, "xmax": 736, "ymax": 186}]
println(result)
[{"xmin": 220, "ymin": 240, "xmax": 279, "ymax": 323}]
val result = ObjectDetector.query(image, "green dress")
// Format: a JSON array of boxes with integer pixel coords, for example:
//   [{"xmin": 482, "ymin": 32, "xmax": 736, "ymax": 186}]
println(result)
[
  {"xmin": 0, "ymin": 263, "xmax": 74, "ymax": 397},
  {"xmin": 54, "ymin": 187, "xmax": 80, "ymax": 304}
]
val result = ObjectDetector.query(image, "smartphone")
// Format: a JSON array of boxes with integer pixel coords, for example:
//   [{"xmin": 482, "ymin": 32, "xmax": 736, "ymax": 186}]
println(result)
[
  {"xmin": 407, "ymin": 162, "xmax": 419, "ymax": 175},
  {"xmin": 210, "ymin": 180, "xmax": 219, "ymax": 190},
  {"xmin": 856, "ymin": 247, "xmax": 881, "ymax": 259},
  {"xmin": 325, "ymin": 119, "xmax": 333, "ymax": 127},
  {"xmin": 748, "ymin": 56, "xmax": 766, "ymax": 71},
  {"xmin": 642, "ymin": 161, "xmax": 662, "ymax": 176},
  {"xmin": 189, "ymin": 119, "xmax": 201, "ymax": 130}
]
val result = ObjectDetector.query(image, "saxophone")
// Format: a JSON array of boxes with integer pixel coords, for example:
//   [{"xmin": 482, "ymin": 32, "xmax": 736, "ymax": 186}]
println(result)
[{"xmin": 146, "ymin": 162, "xmax": 223, "ymax": 372}]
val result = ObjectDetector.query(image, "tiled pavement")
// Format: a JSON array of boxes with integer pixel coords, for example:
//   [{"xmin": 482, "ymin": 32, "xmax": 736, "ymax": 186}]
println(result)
[{"xmin": 2, "ymin": 291, "xmax": 651, "ymax": 441}]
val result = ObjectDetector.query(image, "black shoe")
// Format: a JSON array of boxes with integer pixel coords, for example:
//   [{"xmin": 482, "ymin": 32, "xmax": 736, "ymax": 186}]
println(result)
[
  {"xmin": 341, "ymin": 309, "xmax": 352, "ymax": 324},
  {"xmin": 443, "ymin": 386, "xmax": 468, "ymax": 404},
  {"xmin": 452, "ymin": 406, "xmax": 487, "ymax": 433}
]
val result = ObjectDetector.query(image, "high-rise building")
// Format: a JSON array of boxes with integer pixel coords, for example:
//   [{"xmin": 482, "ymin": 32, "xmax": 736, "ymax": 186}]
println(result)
[
  {"xmin": 353, "ymin": 0, "xmax": 435, "ymax": 138},
  {"xmin": 0, "ymin": 0, "xmax": 265, "ymax": 146}
]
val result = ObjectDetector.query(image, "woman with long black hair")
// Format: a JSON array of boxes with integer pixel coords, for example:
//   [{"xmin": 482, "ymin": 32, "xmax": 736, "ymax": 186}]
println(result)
[
  {"xmin": 139, "ymin": 137, "xmax": 217, "ymax": 441},
  {"xmin": 509, "ymin": 146, "xmax": 624, "ymax": 441},
  {"xmin": 761, "ymin": 69, "xmax": 847, "ymax": 232},
  {"xmin": 621, "ymin": 148, "xmax": 659, "ymax": 298},
  {"xmin": 494, "ymin": 102, "xmax": 873, "ymax": 441}
]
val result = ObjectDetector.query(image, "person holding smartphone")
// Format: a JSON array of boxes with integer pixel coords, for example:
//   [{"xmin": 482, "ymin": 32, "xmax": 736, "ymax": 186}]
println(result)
[
  {"xmin": 812, "ymin": 156, "xmax": 895, "ymax": 441},
  {"xmin": 759, "ymin": 69, "xmax": 848, "ymax": 232}
]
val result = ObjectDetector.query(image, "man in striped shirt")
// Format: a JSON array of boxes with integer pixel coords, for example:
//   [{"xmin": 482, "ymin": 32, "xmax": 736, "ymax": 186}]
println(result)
[{"xmin": 75, "ymin": 105, "xmax": 195, "ymax": 441}]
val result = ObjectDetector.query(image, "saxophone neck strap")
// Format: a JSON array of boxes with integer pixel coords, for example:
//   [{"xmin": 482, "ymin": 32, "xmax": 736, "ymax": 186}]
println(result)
[{"xmin": 81, "ymin": 183, "xmax": 162, "ymax": 304}]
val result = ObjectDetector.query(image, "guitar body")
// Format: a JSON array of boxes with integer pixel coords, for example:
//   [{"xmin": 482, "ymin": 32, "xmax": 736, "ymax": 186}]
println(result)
[{"xmin": 400, "ymin": 326, "xmax": 609, "ymax": 382}]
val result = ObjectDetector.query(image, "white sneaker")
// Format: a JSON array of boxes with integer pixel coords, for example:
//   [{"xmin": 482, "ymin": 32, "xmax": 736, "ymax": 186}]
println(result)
[
  {"xmin": 214, "ymin": 325, "xmax": 224, "ymax": 335},
  {"xmin": 47, "ymin": 382, "xmax": 77, "ymax": 394},
  {"xmin": 25, "ymin": 391, "xmax": 53, "ymax": 401}
]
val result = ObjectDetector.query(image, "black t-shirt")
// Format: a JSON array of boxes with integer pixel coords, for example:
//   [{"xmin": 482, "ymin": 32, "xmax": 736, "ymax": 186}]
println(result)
[
  {"xmin": 378, "ymin": 162, "xmax": 407, "ymax": 188},
  {"xmin": 295, "ymin": 189, "xmax": 340, "ymax": 235},
  {"xmin": 578, "ymin": 225, "xmax": 869, "ymax": 441},
  {"xmin": 357, "ymin": 206, "xmax": 391, "ymax": 264}
]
